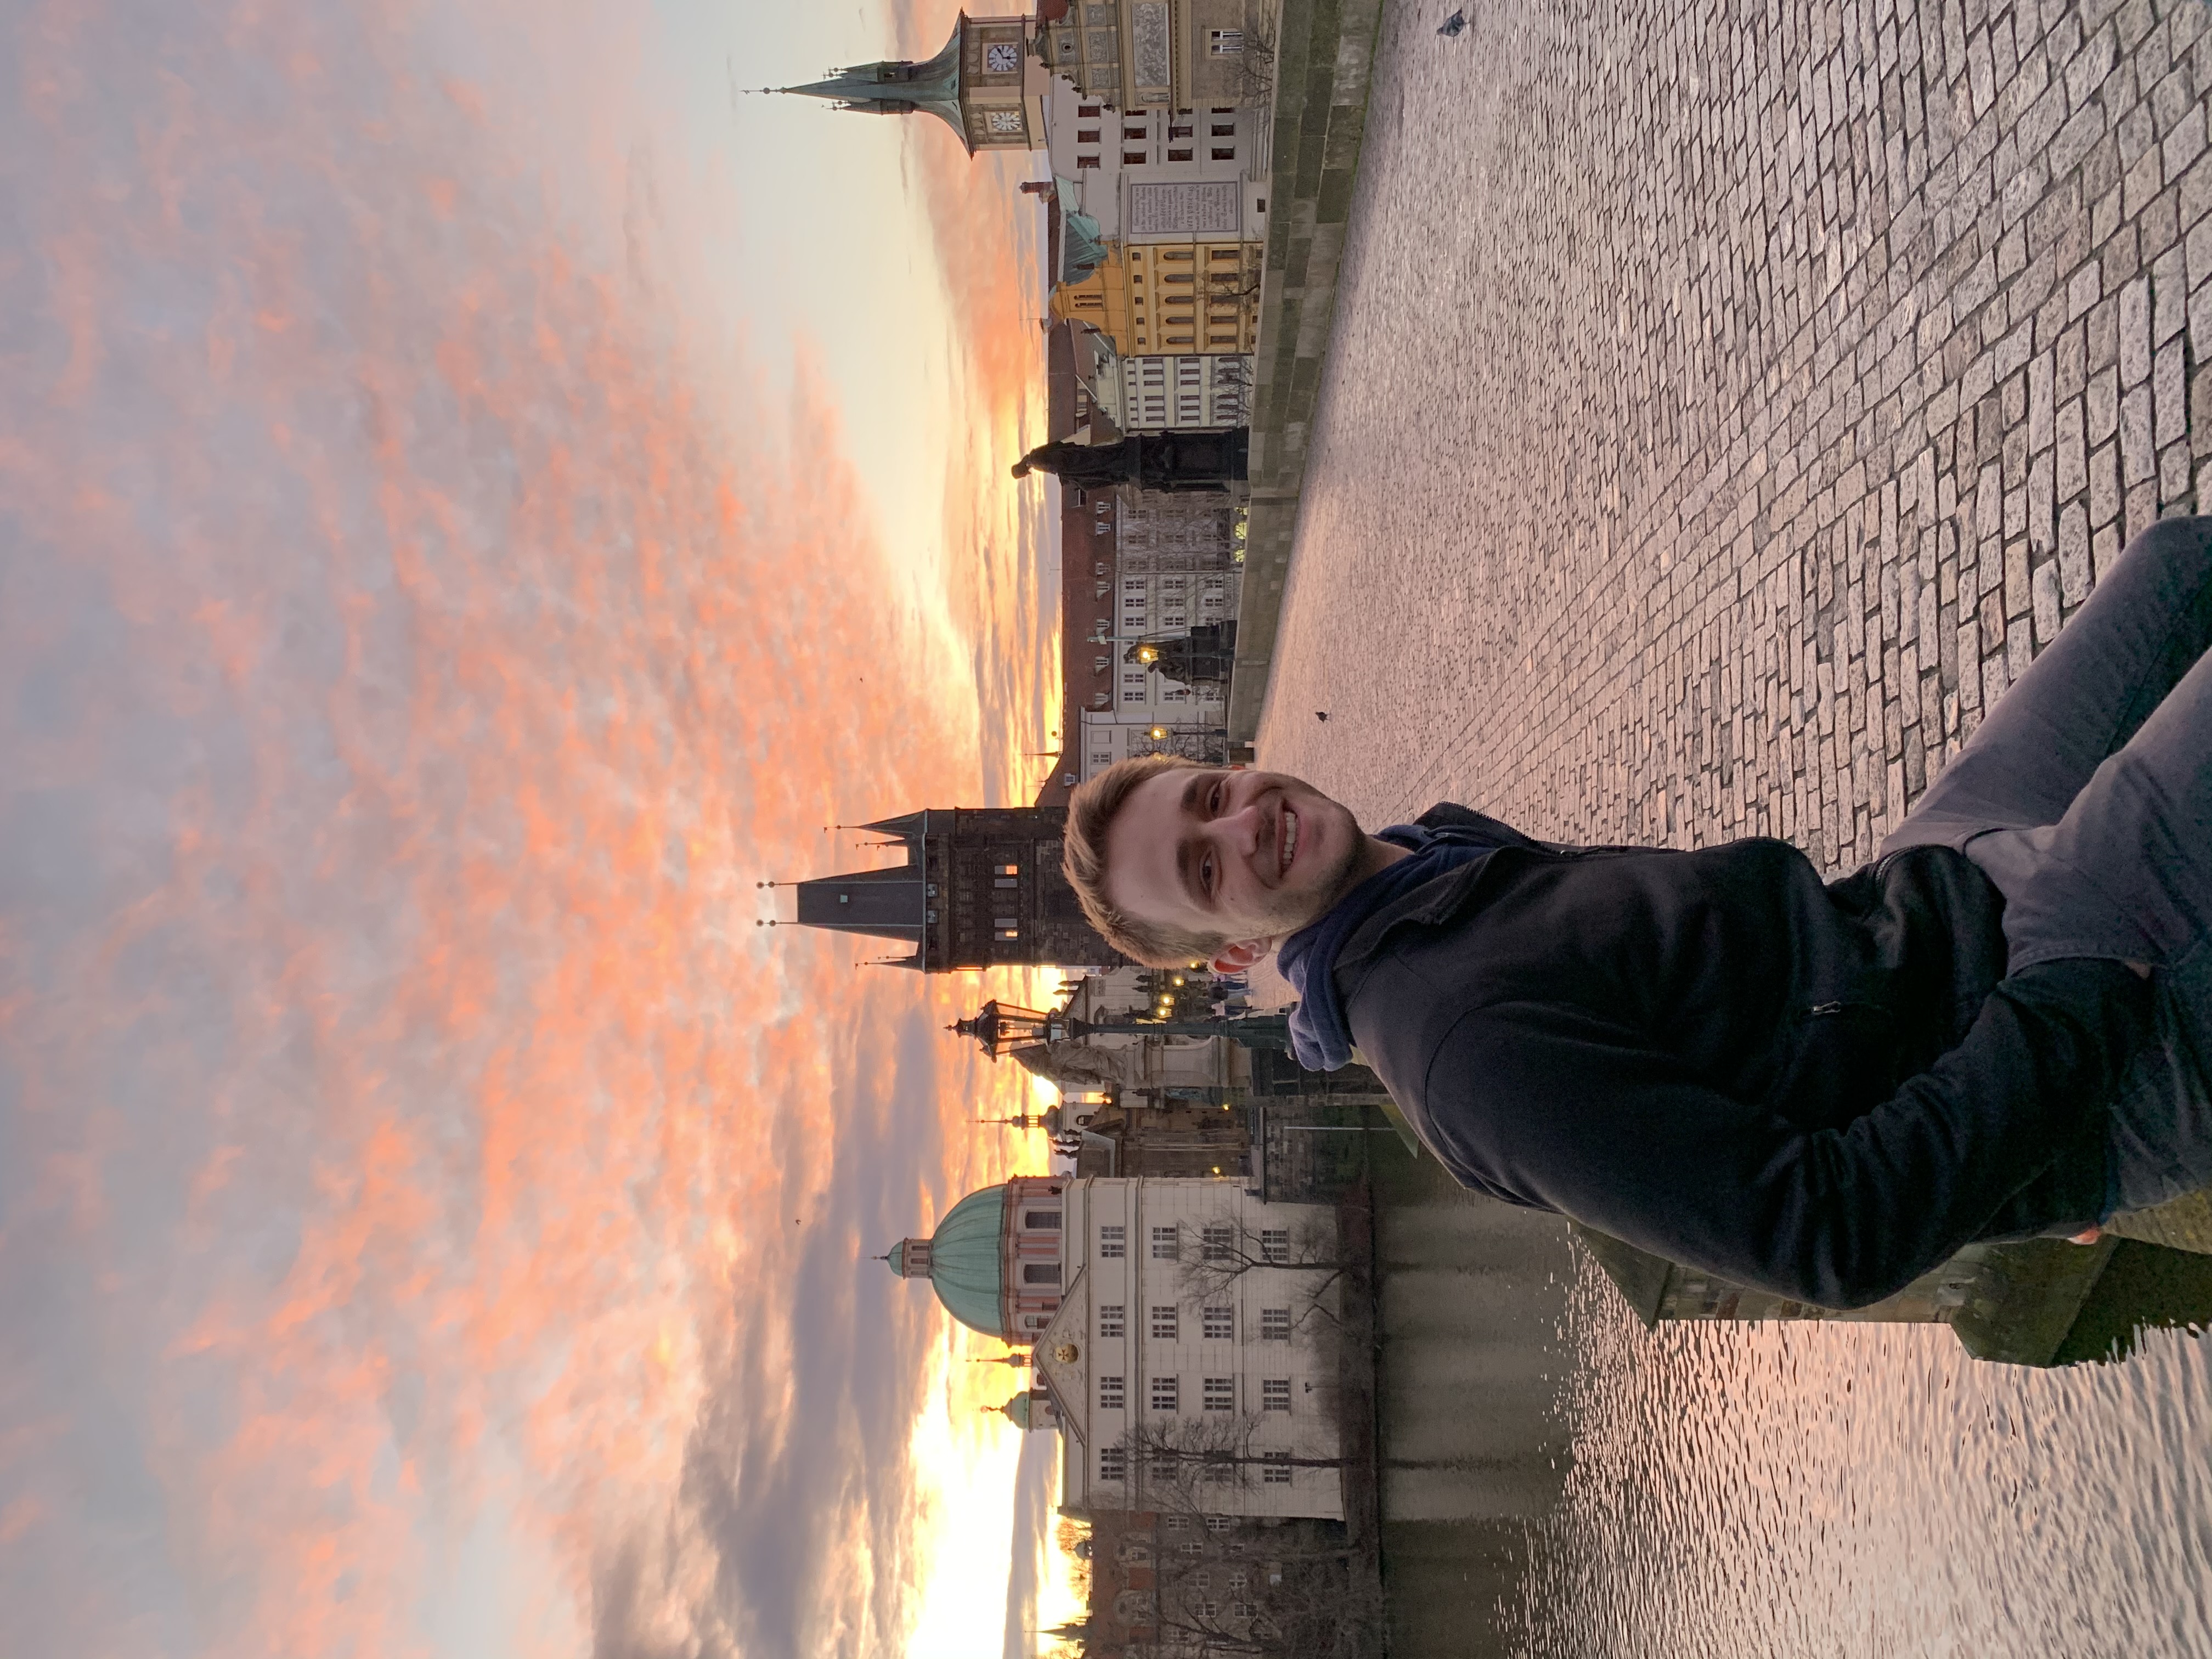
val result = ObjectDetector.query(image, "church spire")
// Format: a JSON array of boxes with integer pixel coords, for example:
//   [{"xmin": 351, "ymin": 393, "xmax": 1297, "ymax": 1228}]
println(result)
[
  {"xmin": 786, "ymin": 803, "xmax": 1126, "ymax": 973},
  {"xmin": 773, "ymin": 14, "xmax": 1042, "ymax": 155}
]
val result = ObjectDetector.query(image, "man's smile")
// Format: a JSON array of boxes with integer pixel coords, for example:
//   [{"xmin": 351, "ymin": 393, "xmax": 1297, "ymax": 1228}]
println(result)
[{"xmin": 1280, "ymin": 806, "xmax": 1300, "ymax": 878}]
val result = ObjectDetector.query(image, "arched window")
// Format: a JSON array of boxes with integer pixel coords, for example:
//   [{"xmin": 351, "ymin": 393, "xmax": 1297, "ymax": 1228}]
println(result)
[{"xmin": 1022, "ymin": 1262, "xmax": 1063, "ymax": 1285}]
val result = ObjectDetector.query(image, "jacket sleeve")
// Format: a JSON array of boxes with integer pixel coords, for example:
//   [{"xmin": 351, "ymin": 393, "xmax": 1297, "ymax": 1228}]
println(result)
[{"xmin": 1411, "ymin": 957, "xmax": 2154, "ymax": 1308}]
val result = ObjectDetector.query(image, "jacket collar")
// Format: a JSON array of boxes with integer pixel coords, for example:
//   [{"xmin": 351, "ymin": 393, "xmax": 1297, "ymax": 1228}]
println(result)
[{"xmin": 1278, "ymin": 806, "xmax": 1542, "ymax": 1070}]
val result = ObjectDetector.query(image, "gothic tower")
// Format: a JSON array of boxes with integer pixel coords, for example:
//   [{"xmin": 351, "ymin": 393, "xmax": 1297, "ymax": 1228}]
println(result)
[
  {"xmin": 778, "ymin": 14, "xmax": 1047, "ymax": 155},
  {"xmin": 794, "ymin": 805, "xmax": 1129, "ymax": 971}
]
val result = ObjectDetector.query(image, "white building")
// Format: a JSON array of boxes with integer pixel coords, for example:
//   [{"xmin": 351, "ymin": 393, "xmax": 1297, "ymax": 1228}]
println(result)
[
  {"xmin": 1113, "ymin": 350, "xmax": 1251, "ymax": 431},
  {"xmin": 1081, "ymin": 338, "xmax": 1252, "ymax": 433},
  {"xmin": 887, "ymin": 1175, "xmax": 1345, "ymax": 1521},
  {"xmin": 1042, "ymin": 82, "xmax": 1269, "ymax": 246}
]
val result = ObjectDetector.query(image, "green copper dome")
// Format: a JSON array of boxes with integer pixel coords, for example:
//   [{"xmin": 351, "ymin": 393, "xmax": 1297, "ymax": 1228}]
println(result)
[
  {"xmin": 925, "ymin": 1184, "xmax": 1009, "ymax": 1337},
  {"xmin": 1002, "ymin": 1392, "xmax": 1034, "ymax": 1430}
]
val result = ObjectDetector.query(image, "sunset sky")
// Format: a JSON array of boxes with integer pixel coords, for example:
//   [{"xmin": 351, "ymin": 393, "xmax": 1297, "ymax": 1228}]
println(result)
[{"xmin": 0, "ymin": 1, "xmax": 1080, "ymax": 1655}]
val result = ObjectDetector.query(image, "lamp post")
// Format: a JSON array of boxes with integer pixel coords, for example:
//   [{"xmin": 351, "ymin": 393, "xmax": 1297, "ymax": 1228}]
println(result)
[
  {"xmin": 951, "ymin": 1000, "xmax": 1295, "ymax": 1055},
  {"xmin": 1062, "ymin": 1011, "xmax": 1293, "ymax": 1051}
]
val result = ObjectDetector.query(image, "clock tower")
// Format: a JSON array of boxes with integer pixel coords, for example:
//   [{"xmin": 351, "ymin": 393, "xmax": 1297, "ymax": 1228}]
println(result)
[{"xmin": 778, "ymin": 14, "xmax": 1048, "ymax": 156}]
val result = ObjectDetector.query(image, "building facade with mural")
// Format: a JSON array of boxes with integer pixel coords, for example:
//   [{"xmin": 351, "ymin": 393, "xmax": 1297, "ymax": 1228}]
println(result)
[{"xmin": 1037, "ymin": 0, "xmax": 1273, "ymax": 112}]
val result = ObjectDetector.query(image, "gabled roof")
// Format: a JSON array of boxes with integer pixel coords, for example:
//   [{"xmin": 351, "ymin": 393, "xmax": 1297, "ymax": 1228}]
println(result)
[{"xmin": 1028, "ymin": 1263, "xmax": 1090, "ymax": 1444}]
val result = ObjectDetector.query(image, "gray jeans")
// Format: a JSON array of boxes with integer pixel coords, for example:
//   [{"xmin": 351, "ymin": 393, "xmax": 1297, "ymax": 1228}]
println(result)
[{"xmin": 1881, "ymin": 515, "xmax": 2212, "ymax": 1217}]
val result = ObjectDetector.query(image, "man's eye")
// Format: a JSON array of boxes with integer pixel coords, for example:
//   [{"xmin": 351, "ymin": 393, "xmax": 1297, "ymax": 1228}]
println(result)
[
  {"xmin": 1201, "ymin": 855, "xmax": 1215, "ymax": 896},
  {"xmin": 1208, "ymin": 782, "xmax": 1223, "ymax": 814}
]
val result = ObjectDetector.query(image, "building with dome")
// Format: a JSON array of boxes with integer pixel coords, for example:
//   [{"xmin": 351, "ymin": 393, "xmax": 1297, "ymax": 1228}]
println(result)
[
  {"xmin": 888, "ymin": 1175, "xmax": 1346, "ymax": 1520},
  {"xmin": 889, "ymin": 1176, "xmax": 1071, "ymax": 1338}
]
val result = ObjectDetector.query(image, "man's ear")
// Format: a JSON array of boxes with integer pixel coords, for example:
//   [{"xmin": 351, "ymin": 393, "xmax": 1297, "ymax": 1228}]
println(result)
[{"xmin": 1209, "ymin": 939, "xmax": 1268, "ymax": 974}]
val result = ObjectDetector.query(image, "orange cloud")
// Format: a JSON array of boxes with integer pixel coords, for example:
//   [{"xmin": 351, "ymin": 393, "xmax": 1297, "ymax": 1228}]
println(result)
[{"xmin": 0, "ymin": 1, "xmax": 1058, "ymax": 1655}]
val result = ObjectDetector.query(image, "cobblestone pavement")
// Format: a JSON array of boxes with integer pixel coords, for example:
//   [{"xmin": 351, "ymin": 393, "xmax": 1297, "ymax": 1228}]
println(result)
[{"xmin": 1256, "ymin": 0, "xmax": 2212, "ymax": 876}]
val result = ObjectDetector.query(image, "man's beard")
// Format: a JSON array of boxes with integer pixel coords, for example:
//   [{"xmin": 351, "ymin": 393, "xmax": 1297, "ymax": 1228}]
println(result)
[{"xmin": 1251, "ymin": 797, "xmax": 1370, "ymax": 938}]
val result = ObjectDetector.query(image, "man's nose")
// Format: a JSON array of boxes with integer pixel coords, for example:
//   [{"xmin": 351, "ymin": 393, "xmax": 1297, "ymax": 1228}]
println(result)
[{"xmin": 1215, "ymin": 800, "xmax": 1265, "ymax": 860}]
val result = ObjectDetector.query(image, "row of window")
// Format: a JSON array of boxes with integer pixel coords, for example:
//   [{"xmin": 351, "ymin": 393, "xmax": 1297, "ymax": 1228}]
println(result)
[
  {"xmin": 1076, "ymin": 104, "xmax": 1242, "ymax": 119},
  {"xmin": 1130, "ymin": 400, "xmax": 1246, "ymax": 422},
  {"xmin": 1096, "ymin": 1375, "xmax": 1293, "ymax": 1413},
  {"xmin": 1095, "ymin": 1303, "xmax": 1293, "ymax": 1341},
  {"xmin": 1074, "ymin": 149, "xmax": 1236, "ymax": 165},
  {"xmin": 1074, "ymin": 123, "xmax": 1239, "ymax": 143},
  {"xmin": 1164, "ymin": 1515, "xmax": 1243, "ymax": 1534},
  {"xmin": 1099, "ymin": 1447, "xmax": 1292, "ymax": 1483},
  {"xmin": 1188, "ymin": 1599, "xmax": 1259, "ymax": 1621},
  {"xmin": 1096, "ymin": 1222, "xmax": 1290, "ymax": 1262},
  {"xmin": 1183, "ymin": 1568, "xmax": 1253, "ymax": 1591},
  {"xmin": 1126, "ymin": 358, "xmax": 1249, "ymax": 385},
  {"xmin": 1110, "ymin": 1592, "xmax": 1266, "ymax": 1626}
]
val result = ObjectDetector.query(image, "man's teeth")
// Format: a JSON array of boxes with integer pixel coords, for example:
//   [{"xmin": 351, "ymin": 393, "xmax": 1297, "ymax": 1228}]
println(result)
[{"xmin": 1283, "ymin": 810, "xmax": 1299, "ymax": 871}]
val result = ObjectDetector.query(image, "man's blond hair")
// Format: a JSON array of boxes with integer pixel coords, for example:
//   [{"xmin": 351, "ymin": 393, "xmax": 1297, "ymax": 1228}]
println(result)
[{"xmin": 1062, "ymin": 754, "xmax": 1231, "ymax": 967}]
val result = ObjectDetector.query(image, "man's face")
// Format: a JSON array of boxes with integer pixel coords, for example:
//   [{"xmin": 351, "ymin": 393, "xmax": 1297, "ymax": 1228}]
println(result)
[{"xmin": 1101, "ymin": 768, "xmax": 1373, "ymax": 951}]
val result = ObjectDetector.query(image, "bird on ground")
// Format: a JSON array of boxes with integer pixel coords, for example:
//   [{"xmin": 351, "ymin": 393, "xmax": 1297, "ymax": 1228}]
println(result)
[
  {"xmin": 1438, "ymin": 9, "xmax": 1467, "ymax": 36},
  {"xmin": 1314, "ymin": 711, "xmax": 1330, "ymax": 721}
]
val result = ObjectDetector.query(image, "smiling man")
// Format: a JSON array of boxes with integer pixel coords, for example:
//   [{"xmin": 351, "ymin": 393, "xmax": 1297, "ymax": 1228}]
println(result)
[{"xmin": 1061, "ymin": 517, "xmax": 2212, "ymax": 1310}]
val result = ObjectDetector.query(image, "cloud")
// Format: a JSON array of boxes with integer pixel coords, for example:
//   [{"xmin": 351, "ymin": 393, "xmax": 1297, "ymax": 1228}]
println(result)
[
  {"xmin": 1000, "ymin": 1432, "xmax": 1064, "ymax": 1659},
  {"xmin": 0, "ymin": 1, "xmax": 1058, "ymax": 1656}
]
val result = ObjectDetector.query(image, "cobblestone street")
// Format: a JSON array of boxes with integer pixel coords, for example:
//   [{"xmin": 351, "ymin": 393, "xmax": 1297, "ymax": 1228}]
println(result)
[{"xmin": 1257, "ymin": 0, "xmax": 2212, "ymax": 875}]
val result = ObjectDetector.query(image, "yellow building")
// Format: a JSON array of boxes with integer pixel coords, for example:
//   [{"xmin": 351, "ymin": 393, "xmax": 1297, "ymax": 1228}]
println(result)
[{"xmin": 1051, "ymin": 240, "xmax": 1261, "ymax": 358}]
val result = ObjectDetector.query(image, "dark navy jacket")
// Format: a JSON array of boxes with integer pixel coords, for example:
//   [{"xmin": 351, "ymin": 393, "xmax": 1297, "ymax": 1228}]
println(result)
[{"xmin": 1336, "ymin": 805, "xmax": 2154, "ymax": 1308}]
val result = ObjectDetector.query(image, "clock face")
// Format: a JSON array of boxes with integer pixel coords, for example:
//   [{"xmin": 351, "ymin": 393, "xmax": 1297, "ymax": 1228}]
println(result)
[
  {"xmin": 984, "ymin": 41, "xmax": 1020, "ymax": 74},
  {"xmin": 988, "ymin": 109, "xmax": 1025, "ymax": 134}
]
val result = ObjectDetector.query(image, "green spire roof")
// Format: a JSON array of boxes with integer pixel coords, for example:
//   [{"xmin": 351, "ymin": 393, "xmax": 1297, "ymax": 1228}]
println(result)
[{"xmin": 780, "ymin": 19, "xmax": 968, "ymax": 151}]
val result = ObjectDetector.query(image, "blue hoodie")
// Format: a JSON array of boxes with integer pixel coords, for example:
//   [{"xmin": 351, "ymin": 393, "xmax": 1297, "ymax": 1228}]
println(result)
[{"xmin": 1277, "ymin": 814, "xmax": 1519, "ymax": 1070}]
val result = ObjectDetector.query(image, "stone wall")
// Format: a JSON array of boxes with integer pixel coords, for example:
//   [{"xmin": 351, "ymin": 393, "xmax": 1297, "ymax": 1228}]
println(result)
[{"xmin": 1228, "ymin": 0, "xmax": 1387, "ymax": 744}]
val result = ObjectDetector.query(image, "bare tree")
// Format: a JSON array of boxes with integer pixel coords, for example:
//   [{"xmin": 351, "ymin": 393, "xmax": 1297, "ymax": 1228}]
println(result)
[
  {"xmin": 1212, "ymin": 2, "xmax": 1279, "ymax": 108},
  {"xmin": 1143, "ymin": 1514, "xmax": 1384, "ymax": 1659},
  {"xmin": 1175, "ymin": 1209, "xmax": 1352, "ymax": 1339},
  {"xmin": 1115, "ymin": 1411, "xmax": 1356, "ymax": 1514}
]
